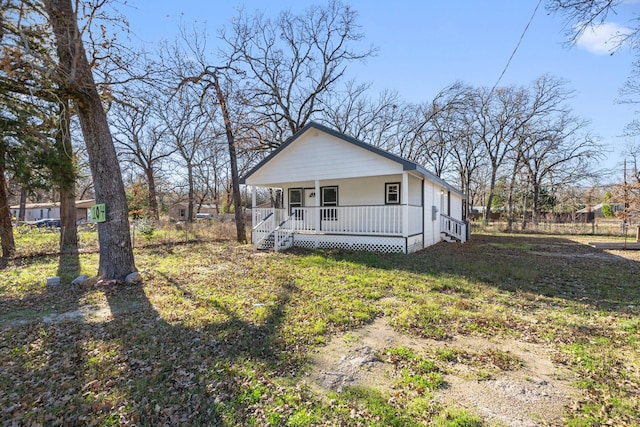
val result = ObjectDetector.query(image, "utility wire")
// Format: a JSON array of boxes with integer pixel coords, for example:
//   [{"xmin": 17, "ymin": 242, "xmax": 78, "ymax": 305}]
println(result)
[{"xmin": 489, "ymin": 0, "xmax": 543, "ymax": 96}]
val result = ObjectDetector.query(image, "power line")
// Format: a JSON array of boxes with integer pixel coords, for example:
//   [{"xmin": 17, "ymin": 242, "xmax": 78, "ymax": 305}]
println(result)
[{"xmin": 489, "ymin": 0, "xmax": 543, "ymax": 96}]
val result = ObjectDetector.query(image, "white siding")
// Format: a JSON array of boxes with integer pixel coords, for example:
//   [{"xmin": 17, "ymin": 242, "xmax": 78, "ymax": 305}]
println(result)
[
  {"xmin": 450, "ymin": 193, "xmax": 464, "ymax": 222},
  {"xmin": 13, "ymin": 207, "xmax": 61, "ymax": 222},
  {"xmin": 422, "ymin": 180, "xmax": 444, "ymax": 247},
  {"xmin": 246, "ymin": 131, "xmax": 403, "ymax": 186},
  {"xmin": 408, "ymin": 174, "xmax": 422, "ymax": 206}
]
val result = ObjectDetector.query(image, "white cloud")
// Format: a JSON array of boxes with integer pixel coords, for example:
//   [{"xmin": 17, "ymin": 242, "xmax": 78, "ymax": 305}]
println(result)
[{"xmin": 575, "ymin": 22, "xmax": 633, "ymax": 55}]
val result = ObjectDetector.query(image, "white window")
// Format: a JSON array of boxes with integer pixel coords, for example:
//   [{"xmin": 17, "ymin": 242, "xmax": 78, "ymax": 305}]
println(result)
[
  {"xmin": 321, "ymin": 186, "xmax": 338, "ymax": 220},
  {"xmin": 289, "ymin": 188, "xmax": 303, "ymax": 218},
  {"xmin": 385, "ymin": 183, "xmax": 400, "ymax": 204}
]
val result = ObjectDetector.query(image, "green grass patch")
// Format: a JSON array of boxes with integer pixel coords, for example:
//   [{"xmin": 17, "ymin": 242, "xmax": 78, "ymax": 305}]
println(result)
[{"xmin": 489, "ymin": 242, "xmax": 533, "ymax": 250}]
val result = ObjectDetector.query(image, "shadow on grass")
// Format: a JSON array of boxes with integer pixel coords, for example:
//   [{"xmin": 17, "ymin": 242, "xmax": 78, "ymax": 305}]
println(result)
[
  {"xmin": 318, "ymin": 234, "xmax": 640, "ymax": 314},
  {"xmin": 1, "ymin": 272, "xmax": 299, "ymax": 425},
  {"xmin": 4, "ymin": 234, "xmax": 639, "ymax": 425},
  {"xmin": 95, "ymin": 275, "xmax": 299, "ymax": 425}
]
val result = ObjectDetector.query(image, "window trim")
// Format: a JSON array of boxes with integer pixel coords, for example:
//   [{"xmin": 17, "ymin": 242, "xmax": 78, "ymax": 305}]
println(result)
[
  {"xmin": 288, "ymin": 188, "xmax": 303, "ymax": 217},
  {"xmin": 385, "ymin": 182, "xmax": 401, "ymax": 205},
  {"xmin": 320, "ymin": 186, "xmax": 338, "ymax": 206},
  {"xmin": 321, "ymin": 186, "xmax": 338, "ymax": 221}
]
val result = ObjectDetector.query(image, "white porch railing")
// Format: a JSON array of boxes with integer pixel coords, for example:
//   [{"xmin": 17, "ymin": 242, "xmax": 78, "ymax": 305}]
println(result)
[
  {"xmin": 252, "ymin": 206, "xmax": 467, "ymax": 249},
  {"xmin": 292, "ymin": 206, "xmax": 408, "ymax": 235},
  {"xmin": 252, "ymin": 208, "xmax": 288, "ymax": 249},
  {"xmin": 253, "ymin": 205, "xmax": 427, "ymax": 239},
  {"xmin": 440, "ymin": 214, "xmax": 467, "ymax": 243}
]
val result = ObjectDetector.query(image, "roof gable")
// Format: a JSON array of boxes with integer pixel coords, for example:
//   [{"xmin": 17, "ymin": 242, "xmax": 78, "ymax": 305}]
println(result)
[{"xmin": 240, "ymin": 122, "xmax": 464, "ymax": 197}]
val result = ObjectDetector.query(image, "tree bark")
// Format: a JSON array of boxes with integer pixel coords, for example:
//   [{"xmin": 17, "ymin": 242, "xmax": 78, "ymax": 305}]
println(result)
[
  {"xmin": 145, "ymin": 166, "xmax": 159, "ymax": 221},
  {"xmin": 57, "ymin": 102, "xmax": 78, "ymax": 254},
  {"xmin": 212, "ymin": 72, "xmax": 246, "ymax": 243},
  {"xmin": 59, "ymin": 184, "xmax": 78, "ymax": 253},
  {"xmin": 18, "ymin": 188, "xmax": 27, "ymax": 223},
  {"xmin": 0, "ymin": 145, "xmax": 16, "ymax": 259},
  {"xmin": 483, "ymin": 162, "xmax": 498, "ymax": 223},
  {"xmin": 187, "ymin": 163, "xmax": 194, "ymax": 222},
  {"xmin": 44, "ymin": 0, "xmax": 136, "ymax": 280}
]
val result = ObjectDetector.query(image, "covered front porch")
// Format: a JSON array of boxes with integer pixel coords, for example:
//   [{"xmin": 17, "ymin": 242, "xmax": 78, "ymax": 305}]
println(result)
[{"xmin": 250, "ymin": 205, "xmax": 466, "ymax": 253}]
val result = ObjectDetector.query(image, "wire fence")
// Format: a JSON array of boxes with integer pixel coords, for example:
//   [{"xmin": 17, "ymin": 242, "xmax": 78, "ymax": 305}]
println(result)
[
  {"xmin": 471, "ymin": 218, "xmax": 640, "ymax": 239},
  {"xmin": 9, "ymin": 215, "xmax": 640, "ymax": 259}
]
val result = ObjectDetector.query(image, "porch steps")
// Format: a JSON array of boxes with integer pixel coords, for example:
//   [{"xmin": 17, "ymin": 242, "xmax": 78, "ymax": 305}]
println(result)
[
  {"xmin": 440, "ymin": 232, "xmax": 460, "ymax": 243},
  {"xmin": 257, "ymin": 234, "xmax": 275, "ymax": 250},
  {"xmin": 256, "ymin": 232, "xmax": 294, "ymax": 251}
]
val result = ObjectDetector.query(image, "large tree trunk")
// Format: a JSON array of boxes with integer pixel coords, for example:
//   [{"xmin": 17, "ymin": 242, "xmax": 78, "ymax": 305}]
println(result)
[
  {"xmin": 145, "ymin": 167, "xmax": 159, "ymax": 221},
  {"xmin": 506, "ymin": 160, "xmax": 520, "ymax": 232},
  {"xmin": 212, "ymin": 72, "xmax": 246, "ymax": 243},
  {"xmin": 59, "ymin": 185, "xmax": 78, "ymax": 253},
  {"xmin": 483, "ymin": 162, "xmax": 498, "ymax": 223},
  {"xmin": 531, "ymin": 181, "xmax": 540, "ymax": 226},
  {"xmin": 57, "ymin": 102, "xmax": 78, "ymax": 254},
  {"xmin": 0, "ymin": 146, "xmax": 16, "ymax": 260},
  {"xmin": 45, "ymin": 0, "xmax": 136, "ymax": 280},
  {"xmin": 187, "ymin": 163, "xmax": 194, "ymax": 222},
  {"xmin": 18, "ymin": 188, "xmax": 27, "ymax": 223}
]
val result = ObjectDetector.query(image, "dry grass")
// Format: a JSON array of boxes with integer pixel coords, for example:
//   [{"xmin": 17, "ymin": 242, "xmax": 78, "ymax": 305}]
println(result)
[{"xmin": 1, "ymin": 231, "xmax": 639, "ymax": 425}]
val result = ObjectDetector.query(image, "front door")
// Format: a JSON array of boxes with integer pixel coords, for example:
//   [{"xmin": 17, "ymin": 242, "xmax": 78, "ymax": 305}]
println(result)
[{"xmin": 304, "ymin": 188, "xmax": 316, "ymax": 208}]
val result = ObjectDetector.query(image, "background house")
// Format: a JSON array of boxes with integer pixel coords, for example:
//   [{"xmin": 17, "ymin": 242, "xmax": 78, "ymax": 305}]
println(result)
[
  {"xmin": 11, "ymin": 199, "xmax": 95, "ymax": 223},
  {"xmin": 168, "ymin": 203, "xmax": 220, "ymax": 221},
  {"xmin": 576, "ymin": 203, "xmax": 625, "ymax": 220}
]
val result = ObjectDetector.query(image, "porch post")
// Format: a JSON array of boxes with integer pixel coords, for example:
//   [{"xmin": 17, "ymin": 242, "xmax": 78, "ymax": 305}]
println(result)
[
  {"xmin": 314, "ymin": 180, "xmax": 321, "ymax": 232},
  {"xmin": 251, "ymin": 186, "xmax": 256, "ymax": 228},
  {"xmin": 402, "ymin": 172, "xmax": 409, "ymax": 238}
]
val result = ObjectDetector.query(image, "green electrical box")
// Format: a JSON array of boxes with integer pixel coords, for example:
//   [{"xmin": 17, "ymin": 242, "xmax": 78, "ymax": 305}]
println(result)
[{"xmin": 91, "ymin": 203, "xmax": 107, "ymax": 223}]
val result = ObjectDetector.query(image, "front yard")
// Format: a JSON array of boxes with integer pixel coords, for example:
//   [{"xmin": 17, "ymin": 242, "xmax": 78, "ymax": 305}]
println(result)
[{"xmin": 1, "ymin": 232, "xmax": 638, "ymax": 425}]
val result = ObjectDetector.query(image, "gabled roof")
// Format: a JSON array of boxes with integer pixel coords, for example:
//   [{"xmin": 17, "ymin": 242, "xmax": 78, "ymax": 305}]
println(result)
[{"xmin": 240, "ymin": 121, "xmax": 465, "ymax": 198}]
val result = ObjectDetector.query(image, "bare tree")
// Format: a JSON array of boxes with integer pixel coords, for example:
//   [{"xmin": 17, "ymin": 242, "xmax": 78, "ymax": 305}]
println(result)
[
  {"xmin": 622, "ymin": 141, "xmax": 640, "ymax": 182},
  {"xmin": 546, "ymin": 0, "xmax": 630, "ymax": 46},
  {"xmin": 221, "ymin": 0, "xmax": 376, "ymax": 147},
  {"xmin": 322, "ymin": 82, "xmax": 405, "ymax": 150},
  {"xmin": 111, "ymin": 89, "xmax": 174, "ymax": 220},
  {"xmin": 44, "ymin": 0, "xmax": 136, "ymax": 280},
  {"xmin": 465, "ymin": 86, "xmax": 526, "ymax": 221},
  {"xmin": 192, "ymin": 139, "xmax": 227, "ymax": 214},
  {"xmin": 210, "ymin": 72, "xmax": 247, "ymax": 242},
  {"xmin": 410, "ymin": 83, "xmax": 470, "ymax": 178},
  {"xmin": 159, "ymin": 83, "xmax": 214, "ymax": 223},
  {"xmin": 547, "ymin": 1, "xmax": 640, "ymax": 138},
  {"xmin": 158, "ymin": 27, "xmax": 248, "ymax": 241},
  {"xmin": 518, "ymin": 115, "xmax": 602, "ymax": 226}
]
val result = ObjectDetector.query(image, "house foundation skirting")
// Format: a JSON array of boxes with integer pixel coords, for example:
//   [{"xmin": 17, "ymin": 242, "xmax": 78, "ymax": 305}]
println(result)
[
  {"xmin": 407, "ymin": 234, "xmax": 424, "ymax": 253},
  {"xmin": 290, "ymin": 233, "xmax": 424, "ymax": 254}
]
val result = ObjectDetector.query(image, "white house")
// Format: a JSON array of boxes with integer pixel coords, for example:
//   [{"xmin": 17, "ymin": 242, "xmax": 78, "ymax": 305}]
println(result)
[
  {"xmin": 10, "ymin": 199, "xmax": 95, "ymax": 223},
  {"xmin": 240, "ymin": 122, "xmax": 468, "ymax": 253}
]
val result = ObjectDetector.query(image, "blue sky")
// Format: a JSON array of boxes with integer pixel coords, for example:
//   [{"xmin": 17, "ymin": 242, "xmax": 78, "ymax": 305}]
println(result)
[{"xmin": 124, "ymin": 0, "xmax": 639, "ymax": 179}]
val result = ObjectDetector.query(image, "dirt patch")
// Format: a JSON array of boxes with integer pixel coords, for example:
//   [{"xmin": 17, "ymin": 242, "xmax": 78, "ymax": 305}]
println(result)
[
  {"xmin": 308, "ymin": 317, "xmax": 578, "ymax": 426},
  {"xmin": 3, "ymin": 299, "xmax": 142, "ymax": 327}
]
